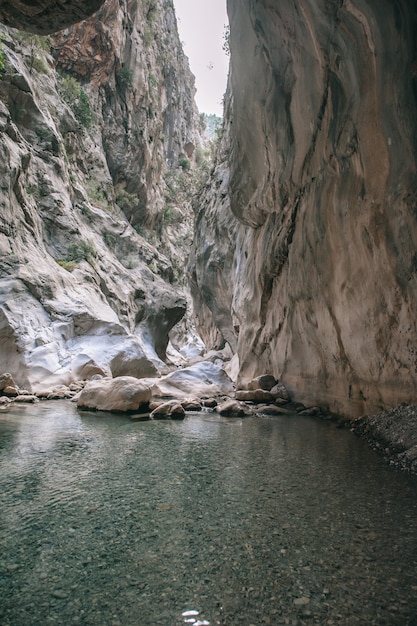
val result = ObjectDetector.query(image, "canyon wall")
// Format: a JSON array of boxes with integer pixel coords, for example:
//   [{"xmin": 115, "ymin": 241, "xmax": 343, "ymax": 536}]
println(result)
[
  {"xmin": 191, "ymin": 0, "xmax": 417, "ymax": 417},
  {"xmin": 0, "ymin": 0, "xmax": 201, "ymax": 391}
]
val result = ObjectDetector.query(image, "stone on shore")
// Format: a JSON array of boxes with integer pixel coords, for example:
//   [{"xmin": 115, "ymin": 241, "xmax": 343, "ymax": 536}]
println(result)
[
  {"xmin": 181, "ymin": 398, "xmax": 202, "ymax": 411},
  {"xmin": 0, "ymin": 373, "xmax": 17, "ymax": 391},
  {"xmin": 2, "ymin": 385, "xmax": 19, "ymax": 397},
  {"xmin": 216, "ymin": 399, "xmax": 253, "ymax": 417},
  {"xmin": 77, "ymin": 376, "xmax": 151, "ymax": 413},
  {"xmin": 150, "ymin": 400, "xmax": 185, "ymax": 420},
  {"xmin": 235, "ymin": 389, "xmax": 275, "ymax": 403},
  {"xmin": 247, "ymin": 375, "xmax": 277, "ymax": 391},
  {"xmin": 256, "ymin": 404, "xmax": 295, "ymax": 415},
  {"xmin": 202, "ymin": 397, "xmax": 218, "ymax": 408},
  {"xmin": 270, "ymin": 383, "xmax": 291, "ymax": 402},
  {"xmin": 14, "ymin": 395, "xmax": 39, "ymax": 403}
]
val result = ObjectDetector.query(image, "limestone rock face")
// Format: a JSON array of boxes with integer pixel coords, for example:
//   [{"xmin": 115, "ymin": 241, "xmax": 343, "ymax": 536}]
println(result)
[
  {"xmin": 0, "ymin": 0, "xmax": 199, "ymax": 391},
  {"xmin": 192, "ymin": 0, "xmax": 417, "ymax": 417},
  {"xmin": 0, "ymin": 0, "xmax": 105, "ymax": 34}
]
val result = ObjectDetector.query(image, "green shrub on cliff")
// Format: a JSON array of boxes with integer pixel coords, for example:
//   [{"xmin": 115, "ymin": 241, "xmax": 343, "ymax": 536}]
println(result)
[
  {"xmin": 0, "ymin": 41, "xmax": 6, "ymax": 74},
  {"xmin": 66, "ymin": 240, "xmax": 97, "ymax": 263},
  {"xmin": 58, "ymin": 74, "xmax": 94, "ymax": 129},
  {"xmin": 117, "ymin": 67, "xmax": 133, "ymax": 89}
]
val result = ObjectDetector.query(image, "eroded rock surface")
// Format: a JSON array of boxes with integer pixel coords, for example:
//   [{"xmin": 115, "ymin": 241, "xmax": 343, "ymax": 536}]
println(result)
[{"xmin": 192, "ymin": 0, "xmax": 417, "ymax": 417}]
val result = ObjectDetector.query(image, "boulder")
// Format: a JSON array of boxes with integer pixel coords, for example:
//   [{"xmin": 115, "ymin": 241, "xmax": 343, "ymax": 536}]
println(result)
[
  {"xmin": 47, "ymin": 386, "xmax": 73, "ymax": 399},
  {"xmin": 235, "ymin": 389, "xmax": 275, "ymax": 403},
  {"xmin": 109, "ymin": 346, "xmax": 159, "ymax": 379},
  {"xmin": 150, "ymin": 400, "xmax": 185, "ymax": 420},
  {"xmin": 3, "ymin": 385, "xmax": 19, "ymax": 397},
  {"xmin": 299, "ymin": 407, "xmax": 322, "ymax": 416},
  {"xmin": 256, "ymin": 404, "xmax": 294, "ymax": 416},
  {"xmin": 0, "ymin": 373, "xmax": 17, "ymax": 391},
  {"xmin": 181, "ymin": 398, "xmax": 202, "ymax": 411},
  {"xmin": 202, "ymin": 397, "xmax": 218, "ymax": 408},
  {"xmin": 72, "ymin": 356, "xmax": 108, "ymax": 381},
  {"xmin": 142, "ymin": 361, "xmax": 235, "ymax": 400},
  {"xmin": 216, "ymin": 399, "xmax": 253, "ymax": 417},
  {"xmin": 14, "ymin": 395, "xmax": 38, "ymax": 403},
  {"xmin": 77, "ymin": 376, "xmax": 151, "ymax": 413},
  {"xmin": 247, "ymin": 375, "xmax": 277, "ymax": 391},
  {"xmin": 270, "ymin": 383, "xmax": 291, "ymax": 402}
]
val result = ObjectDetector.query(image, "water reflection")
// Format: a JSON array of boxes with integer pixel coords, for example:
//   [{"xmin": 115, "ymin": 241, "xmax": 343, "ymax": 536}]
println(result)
[{"xmin": 0, "ymin": 401, "xmax": 417, "ymax": 625}]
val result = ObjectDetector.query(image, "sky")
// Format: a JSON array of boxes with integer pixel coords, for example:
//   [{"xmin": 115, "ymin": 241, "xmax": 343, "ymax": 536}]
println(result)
[{"xmin": 173, "ymin": 0, "xmax": 229, "ymax": 116}]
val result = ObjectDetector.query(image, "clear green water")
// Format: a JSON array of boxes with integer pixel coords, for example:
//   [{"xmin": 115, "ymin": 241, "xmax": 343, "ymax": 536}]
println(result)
[{"xmin": 1, "ymin": 401, "xmax": 417, "ymax": 626}]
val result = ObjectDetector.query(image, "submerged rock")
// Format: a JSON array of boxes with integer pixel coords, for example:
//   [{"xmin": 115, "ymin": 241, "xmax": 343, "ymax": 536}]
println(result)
[{"xmin": 77, "ymin": 376, "xmax": 151, "ymax": 413}]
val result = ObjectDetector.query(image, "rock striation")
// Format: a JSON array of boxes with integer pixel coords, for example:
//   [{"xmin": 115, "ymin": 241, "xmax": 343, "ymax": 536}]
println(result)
[
  {"xmin": 0, "ymin": 0, "xmax": 201, "ymax": 392},
  {"xmin": 191, "ymin": 0, "xmax": 417, "ymax": 417}
]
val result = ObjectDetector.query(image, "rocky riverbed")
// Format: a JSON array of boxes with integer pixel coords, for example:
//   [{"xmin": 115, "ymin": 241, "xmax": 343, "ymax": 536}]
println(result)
[{"xmin": 352, "ymin": 406, "xmax": 417, "ymax": 475}]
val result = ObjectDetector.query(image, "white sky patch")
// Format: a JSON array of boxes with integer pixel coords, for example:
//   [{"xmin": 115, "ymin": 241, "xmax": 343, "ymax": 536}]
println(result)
[{"xmin": 173, "ymin": 0, "xmax": 229, "ymax": 116}]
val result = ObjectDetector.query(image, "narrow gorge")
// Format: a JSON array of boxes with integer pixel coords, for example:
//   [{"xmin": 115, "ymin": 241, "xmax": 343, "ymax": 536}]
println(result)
[
  {"xmin": 1, "ymin": 2, "xmax": 417, "ymax": 625},
  {"xmin": 1, "ymin": 0, "xmax": 416, "ymax": 422}
]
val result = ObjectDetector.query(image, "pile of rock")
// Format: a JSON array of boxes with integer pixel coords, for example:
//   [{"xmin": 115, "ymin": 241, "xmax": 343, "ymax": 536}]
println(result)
[
  {"xmin": 216, "ymin": 374, "xmax": 322, "ymax": 418},
  {"xmin": 0, "ymin": 365, "xmax": 325, "ymax": 422}
]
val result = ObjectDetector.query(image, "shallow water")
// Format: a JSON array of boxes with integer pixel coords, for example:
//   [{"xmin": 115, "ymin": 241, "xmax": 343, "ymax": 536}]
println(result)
[{"xmin": 1, "ymin": 401, "xmax": 417, "ymax": 626}]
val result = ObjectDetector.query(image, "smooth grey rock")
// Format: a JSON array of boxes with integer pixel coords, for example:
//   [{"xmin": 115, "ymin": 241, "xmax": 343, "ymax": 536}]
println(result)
[
  {"xmin": 150, "ymin": 400, "xmax": 185, "ymax": 420},
  {"xmin": 270, "ymin": 384, "xmax": 291, "ymax": 402},
  {"xmin": 247, "ymin": 375, "xmax": 277, "ymax": 392},
  {"xmin": 77, "ymin": 376, "xmax": 151, "ymax": 413},
  {"xmin": 0, "ymin": 373, "xmax": 16, "ymax": 391},
  {"xmin": 235, "ymin": 389, "xmax": 275, "ymax": 403},
  {"xmin": 216, "ymin": 399, "xmax": 253, "ymax": 417},
  {"xmin": 144, "ymin": 361, "xmax": 235, "ymax": 400}
]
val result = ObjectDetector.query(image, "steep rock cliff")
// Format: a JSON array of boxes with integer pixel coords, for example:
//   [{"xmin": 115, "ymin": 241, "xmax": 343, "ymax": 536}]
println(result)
[
  {"xmin": 0, "ymin": 0, "xmax": 201, "ymax": 391},
  {"xmin": 192, "ymin": 0, "xmax": 417, "ymax": 417}
]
